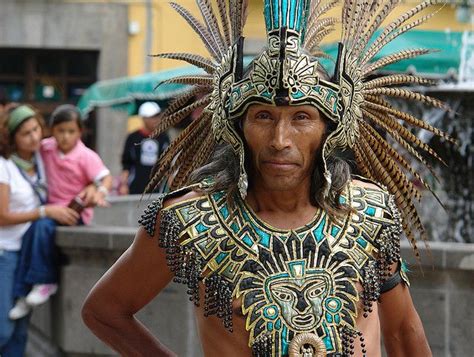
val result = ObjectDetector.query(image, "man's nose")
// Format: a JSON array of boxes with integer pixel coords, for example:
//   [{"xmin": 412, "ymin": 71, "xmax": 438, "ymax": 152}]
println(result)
[{"xmin": 270, "ymin": 119, "xmax": 292, "ymax": 151}]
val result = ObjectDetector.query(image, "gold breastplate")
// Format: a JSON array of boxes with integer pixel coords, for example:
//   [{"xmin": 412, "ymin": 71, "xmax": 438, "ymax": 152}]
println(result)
[{"xmin": 139, "ymin": 184, "xmax": 402, "ymax": 356}]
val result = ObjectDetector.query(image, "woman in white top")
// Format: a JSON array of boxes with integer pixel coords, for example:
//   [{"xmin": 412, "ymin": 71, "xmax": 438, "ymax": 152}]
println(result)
[{"xmin": 0, "ymin": 105, "xmax": 79, "ymax": 356}]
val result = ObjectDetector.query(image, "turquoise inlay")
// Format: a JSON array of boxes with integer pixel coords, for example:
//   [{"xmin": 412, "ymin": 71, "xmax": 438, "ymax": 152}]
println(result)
[
  {"xmin": 335, "ymin": 314, "xmax": 340, "ymax": 324},
  {"xmin": 339, "ymin": 195, "xmax": 346, "ymax": 204},
  {"xmin": 259, "ymin": 233, "xmax": 271, "ymax": 248},
  {"xmin": 242, "ymin": 233, "xmax": 254, "ymax": 248},
  {"xmin": 365, "ymin": 206, "xmax": 376, "ymax": 216},
  {"xmin": 273, "ymin": 0, "xmax": 279, "ymax": 29},
  {"xmin": 323, "ymin": 335, "xmax": 332, "ymax": 350},
  {"xmin": 249, "ymin": 221, "xmax": 271, "ymax": 248},
  {"xmin": 325, "ymin": 298, "xmax": 341, "ymax": 312},
  {"xmin": 288, "ymin": 260, "xmax": 305, "ymax": 278},
  {"xmin": 196, "ymin": 223, "xmax": 209, "ymax": 233},
  {"xmin": 281, "ymin": 0, "xmax": 288, "ymax": 27},
  {"xmin": 212, "ymin": 191, "xmax": 224, "ymax": 201},
  {"xmin": 275, "ymin": 318, "xmax": 281, "ymax": 330},
  {"xmin": 267, "ymin": 322, "xmax": 274, "ymax": 331},
  {"xmin": 264, "ymin": 1, "xmax": 272, "ymax": 31},
  {"xmin": 288, "ymin": 0, "xmax": 297, "ymax": 29},
  {"xmin": 215, "ymin": 252, "xmax": 228, "ymax": 264},
  {"xmin": 264, "ymin": 306, "xmax": 278, "ymax": 319},
  {"xmin": 330, "ymin": 225, "xmax": 340, "ymax": 237},
  {"xmin": 322, "ymin": 323, "xmax": 334, "ymax": 350},
  {"xmin": 219, "ymin": 206, "xmax": 229, "ymax": 220},
  {"xmin": 231, "ymin": 222, "xmax": 239, "ymax": 233},
  {"xmin": 281, "ymin": 325, "xmax": 289, "ymax": 355},
  {"xmin": 356, "ymin": 237, "xmax": 368, "ymax": 248},
  {"xmin": 326, "ymin": 312, "xmax": 333, "ymax": 323},
  {"xmin": 262, "ymin": 91, "xmax": 273, "ymax": 99},
  {"xmin": 292, "ymin": 90, "xmax": 304, "ymax": 99},
  {"xmin": 295, "ymin": 0, "xmax": 303, "ymax": 32},
  {"xmin": 401, "ymin": 259, "xmax": 410, "ymax": 273},
  {"xmin": 312, "ymin": 216, "xmax": 326, "ymax": 242}
]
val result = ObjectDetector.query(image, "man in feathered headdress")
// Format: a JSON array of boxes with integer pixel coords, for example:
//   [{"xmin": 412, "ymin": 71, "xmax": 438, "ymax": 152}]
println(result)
[{"xmin": 82, "ymin": 0, "xmax": 449, "ymax": 355}]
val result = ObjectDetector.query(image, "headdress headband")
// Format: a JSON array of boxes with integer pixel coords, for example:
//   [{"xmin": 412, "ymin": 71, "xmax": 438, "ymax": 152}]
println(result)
[{"xmin": 148, "ymin": 0, "xmax": 454, "ymax": 260}]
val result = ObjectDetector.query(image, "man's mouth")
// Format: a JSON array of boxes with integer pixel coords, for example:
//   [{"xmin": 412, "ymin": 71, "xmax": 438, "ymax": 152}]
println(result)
[{"xmin": 262, "ymin": 160, "xmax": 297, "ymax": 170}]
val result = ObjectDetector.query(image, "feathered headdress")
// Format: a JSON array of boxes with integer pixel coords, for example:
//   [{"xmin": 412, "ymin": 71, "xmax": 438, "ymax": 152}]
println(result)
[{"xmin": 148, "ymin": 0, "xmax": 454, "ymax": 258}]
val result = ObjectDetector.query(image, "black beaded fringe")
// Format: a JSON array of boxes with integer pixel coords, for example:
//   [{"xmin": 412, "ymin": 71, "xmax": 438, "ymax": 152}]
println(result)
[
  {"xmin": 138, "ymin": 195, "xmax": 165, "ymax": 237},
  {"xmin": 204, "ymin": 274, "xmax": 234, "ymax": 331},
  {"xmin": 362, "ymin": 194, "xmax": 403, "ymax": 317},
  {"xmin": 252, "ymin": 333, "xmax": 273, "ymax": 357},
  {"xmin": 341, "ymin": 327, "xmax": 367, "ymax": 356},
  {"xmin": 141, "ymin": 205, "xmax": 234, "ymax": 332}
]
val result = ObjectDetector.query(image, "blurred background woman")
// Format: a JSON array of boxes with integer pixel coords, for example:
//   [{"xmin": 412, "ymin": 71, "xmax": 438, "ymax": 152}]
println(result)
[{"xmin": 0, "ymin": 104, "xmax": 78, "ymax": 356}]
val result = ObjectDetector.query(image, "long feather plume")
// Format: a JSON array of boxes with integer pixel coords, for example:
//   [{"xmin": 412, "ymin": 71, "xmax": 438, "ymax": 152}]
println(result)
[
  {"xmin": 170, "ymin": 2, "xmax": 220, "ymax": 60},
  {"xmin": 152, "ymin": 53, "xmax": 215, "ymax": 73},
  {"xmin": 216, "ymin": 0, "xmax": 231, "ymax": 46},
  {"xmin": 197, "ymin": 0, "xmax": 225, "ymax": 56}
]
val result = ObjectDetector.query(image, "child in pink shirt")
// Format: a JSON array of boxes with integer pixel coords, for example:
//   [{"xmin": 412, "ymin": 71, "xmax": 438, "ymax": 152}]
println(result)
[
  {"xmin": 9, "ymin": 105, "xmax": 112, "ymax": 318},
  {"xmin": 41, "ymin": 106, "xmax": 111, "ymax": 225}
]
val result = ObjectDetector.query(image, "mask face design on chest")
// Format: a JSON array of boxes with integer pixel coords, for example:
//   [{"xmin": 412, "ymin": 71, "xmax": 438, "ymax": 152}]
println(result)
[
  {"xmin": 236, "ymin": 232, "xmax": 360, "ymax": 356},
  {"xmin": 265, "ymin": 264, "xmax": 330, "ymax": 331},
  {"xmin": 266, "ymin": 265, "xmax": 331, "ymax": 331}
]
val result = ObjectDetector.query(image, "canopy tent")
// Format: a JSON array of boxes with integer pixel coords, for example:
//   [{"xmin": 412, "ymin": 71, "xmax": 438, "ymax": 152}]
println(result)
[{"xmin": 77, "ymin": 30, "xmax": 464, "ymax": 117}]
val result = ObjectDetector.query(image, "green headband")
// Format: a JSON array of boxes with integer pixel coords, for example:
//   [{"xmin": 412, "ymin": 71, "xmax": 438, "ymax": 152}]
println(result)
[{"xmin": 8, "ymin": 105, "xmax": 36, "ymax": 134}]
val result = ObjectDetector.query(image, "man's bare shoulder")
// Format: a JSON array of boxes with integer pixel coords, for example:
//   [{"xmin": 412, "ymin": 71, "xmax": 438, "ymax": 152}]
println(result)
[
  {"xmin": 351, "ymin": 178, "xmax": 385, "ymax": 192},
  {"xmin": 163, "ymin": 190, "xmax": 206, "ymax": 209}
]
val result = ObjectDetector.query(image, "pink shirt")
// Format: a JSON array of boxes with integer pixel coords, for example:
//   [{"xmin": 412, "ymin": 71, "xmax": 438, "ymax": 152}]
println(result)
[{"xmin": 41, "ymin": 137, "xmax": 110, "ymax": 225}]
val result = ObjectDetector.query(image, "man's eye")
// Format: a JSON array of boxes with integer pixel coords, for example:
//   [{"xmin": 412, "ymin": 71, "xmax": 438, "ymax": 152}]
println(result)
[
  {"xmin": 294, "ymin": 113, "xmax": 309, "ymax": 121},
  {"xmin": 255, "ymin": 112, "xmax": 271, "ymax": 120}
]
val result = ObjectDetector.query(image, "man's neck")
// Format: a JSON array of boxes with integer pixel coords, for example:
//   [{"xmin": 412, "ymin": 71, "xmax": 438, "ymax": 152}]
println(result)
[{"xmin": 244, "ymin": 178, "xmax": 318, "ymax": 230}]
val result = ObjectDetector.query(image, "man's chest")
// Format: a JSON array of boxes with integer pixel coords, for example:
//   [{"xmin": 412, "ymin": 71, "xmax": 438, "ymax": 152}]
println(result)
[{"xmin": 151, "ymin": 189, "xmax": 398, "ymax": 356}]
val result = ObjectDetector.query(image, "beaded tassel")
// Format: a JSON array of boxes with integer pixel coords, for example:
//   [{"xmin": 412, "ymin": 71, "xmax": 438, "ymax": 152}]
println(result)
[
  {"xmin": 361, "ymin": 260, "xmax": 380, "ymax": 318},
  {"xmin": 158, "ymin": 210, "xmax": 203, "ymax": 306},
  {"xmin": 204, "ymin": 274, "xmax": 234, "ymax": 331},
  {"xmin": 251, "ymin": 333, "xmax": 272, "ymax": 357},
  {"xmin": 341, "ymin": 327, "xmax": 366, "ymax": 357},
  {"xmin": 375, "ymin": 195, "xmax": 403, "ymax": 292},
  {"xmin": 138, "ymin": 195, "xmax": 165, "ymax": 236}
]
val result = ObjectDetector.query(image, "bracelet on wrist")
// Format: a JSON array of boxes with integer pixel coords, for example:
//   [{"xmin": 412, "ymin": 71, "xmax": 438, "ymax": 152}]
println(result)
[
  {"xmin": 38, "ymin": 205, "xmax": 46, "ymax": 218},
  {"xmin": 97, "ymin": 185, "xmax": 109, "ymax": 195}
]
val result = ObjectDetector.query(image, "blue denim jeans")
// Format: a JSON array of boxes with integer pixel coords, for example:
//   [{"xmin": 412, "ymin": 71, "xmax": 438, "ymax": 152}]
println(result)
[
  {"xmin": 13, "ymin": 218, "xmax": 58, "ymax": 298},
  {"xmin": 0, "ymin": 249, "xmax": 30, "ymax": 356}
]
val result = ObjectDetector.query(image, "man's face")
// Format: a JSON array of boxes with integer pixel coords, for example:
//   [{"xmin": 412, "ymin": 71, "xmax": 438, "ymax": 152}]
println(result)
[
  {"xmin": 143, "ymin": 114, "xmax": 161, "ymax": 132},
  {"xmin": 243, "ymin": 104, "xmax": 326, "ymax": 191}
]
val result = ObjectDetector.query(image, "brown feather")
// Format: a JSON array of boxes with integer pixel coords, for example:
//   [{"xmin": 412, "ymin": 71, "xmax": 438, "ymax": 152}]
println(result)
[
  {"xmin": 363, "ymin": 99, "xmax": 456, "ymax": 145},
  {"xmin": 363, "ymin": 49, "xmax": 433, "ymax": 75},
  {"xmin": 364, "ymin": 74, "xmax": 435, "ymax": 89},
  {"xmin": 170, "ymin": 2, "xmax": 220, "ymax": 60},
  {"xmin": 352, "ymin": 0, "xmax": 401, "ymax": 63},
  {"xmin": 362, "ymin": 0, "xmax": 440, "ymax": 64},
  {"xmin": 362, "ymin": 87, "xmax": 446, "ymax": 109},
  {"xmin": 152, "ymin": 53, "xmax": 215, "ymax": 73},
  {"xmin": 197, "ymin": 0, "xmax": 225, "ymax": 56},
  {"xmin": 216, "ymin": 0, "xmax": 231, "ymax": 46},
  {"xmin": 151, "ymin": 95, "xmax": 211, "ymax": 138},
  {"xmin": 158, "ymin": 75, "xmax": 214, "ymax": 88}
]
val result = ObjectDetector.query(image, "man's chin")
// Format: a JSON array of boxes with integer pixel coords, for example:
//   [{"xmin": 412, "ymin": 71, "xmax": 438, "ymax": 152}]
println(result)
[{"xmin": 260, "ymin": 176, "xmax": 302, "ymax": 192}]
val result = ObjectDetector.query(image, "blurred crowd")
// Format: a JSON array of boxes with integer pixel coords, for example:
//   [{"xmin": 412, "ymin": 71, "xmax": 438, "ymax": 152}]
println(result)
[{"xmin": 0, "ymin": 97, "xmax": 176, "ymax": 356}]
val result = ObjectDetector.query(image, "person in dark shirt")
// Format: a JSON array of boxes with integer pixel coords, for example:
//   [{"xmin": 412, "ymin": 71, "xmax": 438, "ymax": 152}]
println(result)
[{"xmin": 119, "ymin": 102, "xmax": 169, "ymax": 195}]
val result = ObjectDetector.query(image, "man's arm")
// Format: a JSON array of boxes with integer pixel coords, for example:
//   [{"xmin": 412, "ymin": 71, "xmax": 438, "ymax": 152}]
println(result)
[
  {"xmin": 378, "ymin": 267, "xmax": 431, "ymax": 357},
  {"xmin": 81, "ymin": 222, "xmax": 175, "ymax": 356}
]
